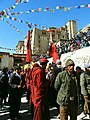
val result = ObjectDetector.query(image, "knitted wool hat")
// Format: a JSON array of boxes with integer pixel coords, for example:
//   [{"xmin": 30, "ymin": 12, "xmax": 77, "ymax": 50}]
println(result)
[
  {"xmin": 56, "ymin": 59, "xmax": 61, "ymax": 65},
  {"xmin": 65, "ymin": 59, "xmax": 75, "ymax": 67}
]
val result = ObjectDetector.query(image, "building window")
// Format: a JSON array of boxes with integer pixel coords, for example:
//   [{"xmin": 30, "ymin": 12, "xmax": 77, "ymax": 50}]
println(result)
[
  {"xmin": 58, "ymin": 34, "xmax": 60, "ymax": 39},
  {"xmin": 38, "ymin": 35, "xmax": 40, "ymax": 39},
  {"xmin": 39, "ymin": 40, "xmax": 40, "ymax": 43},
  {"xmin": 42, "ymin": 31, "xmax": 46, "ymax": 35},
  {"xmin": 62, "ymin": 35, "xmax": 64, "ymax": 38}
]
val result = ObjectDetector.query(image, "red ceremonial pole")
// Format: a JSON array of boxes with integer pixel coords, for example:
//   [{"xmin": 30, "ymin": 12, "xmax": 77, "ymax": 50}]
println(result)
[
  {"xmin": 26, "ymin": 30, "xmax": 31, "ymax": 63},
  {"xmin": 47, "ymin": 29, "xmax": 59, "ymax": 64}
]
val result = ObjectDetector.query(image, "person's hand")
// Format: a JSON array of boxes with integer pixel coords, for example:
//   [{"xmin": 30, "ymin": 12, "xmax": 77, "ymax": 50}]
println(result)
[
  {"xmin": 84, "ymin": 101, "xmax": 89, "ymax": 114},
  {"xmin": 84, "ymin": 96, "xmax": 88, "ymax": 100},
  {"xmin": 84, "ymin": 96, "xmax": 89, "ymax": 114}
]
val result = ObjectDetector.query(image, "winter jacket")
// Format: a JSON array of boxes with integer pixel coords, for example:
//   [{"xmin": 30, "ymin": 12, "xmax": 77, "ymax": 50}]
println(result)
[
  {"xmin": 54, "ymin": 70, "xmax": 78, "ymax": 106},
  {"xmin": 80, "ymin": 71, "xmax": 90, "ymax": 96}
]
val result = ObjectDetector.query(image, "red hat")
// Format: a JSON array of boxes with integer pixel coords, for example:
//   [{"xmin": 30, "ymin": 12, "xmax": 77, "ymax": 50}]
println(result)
[{"xmin": 40, "ymin": 58, "xmax": 49, "ymax": 65}]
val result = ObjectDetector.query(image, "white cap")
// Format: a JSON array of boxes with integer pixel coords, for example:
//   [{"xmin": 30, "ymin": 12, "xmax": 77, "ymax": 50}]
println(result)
[{"xmin": 56, "ymin": 59, "xmax": 61, "ymax": 65}]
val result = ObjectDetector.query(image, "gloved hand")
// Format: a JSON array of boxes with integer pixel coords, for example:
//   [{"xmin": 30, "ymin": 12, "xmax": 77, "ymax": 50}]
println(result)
[{"xmin": 84, "ymin": 96, "xmax": 89, "ymax": 114}]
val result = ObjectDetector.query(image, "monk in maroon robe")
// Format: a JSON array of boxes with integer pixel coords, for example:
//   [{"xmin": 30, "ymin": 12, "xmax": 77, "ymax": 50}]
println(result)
[{"xmin": 31, "ymin": 58, "xmax": 50, "ymax": 120}]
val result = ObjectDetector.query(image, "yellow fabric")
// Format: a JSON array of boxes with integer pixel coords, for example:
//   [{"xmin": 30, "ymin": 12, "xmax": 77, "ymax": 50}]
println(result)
[
  {"xmin": 24, "ymin": 64, "xmax": 30, "ymax": 70},
  {"xmin": 0, "ymin": 56, "xmax": 3, "ymax": 58}
]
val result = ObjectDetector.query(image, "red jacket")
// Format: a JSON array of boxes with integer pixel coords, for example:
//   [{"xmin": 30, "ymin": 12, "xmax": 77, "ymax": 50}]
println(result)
[
  {"xmin": 25, "ymin": 69, "xmax": 32, "ymax": 90},
  {"xmin": 31, "ymin": 63, "xmax": 50, "ymax": 107}
]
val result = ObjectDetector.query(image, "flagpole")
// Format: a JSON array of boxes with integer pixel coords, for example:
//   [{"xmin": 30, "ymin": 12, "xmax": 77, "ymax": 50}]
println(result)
[
  {"xmin": 26, "ymin": 30, "xmax": 31, "ymax": 63},
  {"xmin": 47, "ymin": 28, "xmax": 59, "ymax": 64}
]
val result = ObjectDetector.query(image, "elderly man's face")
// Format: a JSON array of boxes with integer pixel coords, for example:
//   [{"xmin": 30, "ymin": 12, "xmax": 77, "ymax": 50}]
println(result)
[{"xmin": 67, "ymin": 64, "xmax": 74, "ymax": 74}]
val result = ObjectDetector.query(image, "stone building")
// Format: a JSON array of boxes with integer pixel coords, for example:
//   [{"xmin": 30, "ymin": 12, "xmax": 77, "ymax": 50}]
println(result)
[
  {"xmin": 0, "ymin": 52, "xmax": 14, "ymax": 69},
  {"xmin": 16, "ymin": 41, "xmax": 25, "ymax": 54},
  {"xmin": 13, "ymin": 53, "xmax": 26, "ymax": 67},
  {"xmin": 16, "ymin": 20, "xmax": 77, "ymax": 56},
  {"xmin": 31, "ymin": 28, "xmax": 50, "ymax": 55},
  {"xmin": 66, "ymin": 20, "xmax": 77, "ymax": 39}
]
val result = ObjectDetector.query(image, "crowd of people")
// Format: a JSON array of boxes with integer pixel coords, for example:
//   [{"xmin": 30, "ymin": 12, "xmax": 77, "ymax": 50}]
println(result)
[
  {"xmin": 0, "ymin": 56, "xmax": 90, "ymax": 120},
  {"xmin": 56, "ymin": 28, "xmax": 90, "ymax": 58},
  {"xmin": 40, "ymin": 28, "xmax": 90, "ymax": 59},
  {"xmin": 0, "ymin": 28, "xmax": 90, "ymax": 120}
]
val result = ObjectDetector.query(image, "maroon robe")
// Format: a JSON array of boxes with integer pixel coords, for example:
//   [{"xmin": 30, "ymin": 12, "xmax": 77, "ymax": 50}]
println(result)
[{"xmin": 31, "ymin": 63, "xmax": 50, "ymax": 120}]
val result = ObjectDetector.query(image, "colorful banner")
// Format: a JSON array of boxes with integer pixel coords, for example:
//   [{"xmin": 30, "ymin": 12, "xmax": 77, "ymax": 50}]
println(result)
[
  {"xmin": 0, "ymin": 46, "xmax": 16, "ymax": 51},
  {"xmin": 0, "ymin": 46, "xmax": 27, "ymax": 51},
  {"xmin": 3, "ymin": 12, "xmax": 47, "ymax": 29},
  {"xmin": 6, "ymin": 3, "xmax": 90, "ymax": 15},
  {"xmin": 6, "ymin": 0, "xmax": 29, "ymax": 11},
  {"xmin": 0, "ymin": 1, "xmax": 90, "ymax": 52},
  {"xmin": 0, "ymin": 16, "xmax": 25, "ymax": 37},
  {"xmin": 0, "ymin": 0, "xmax": 30, "ymax": 16}
]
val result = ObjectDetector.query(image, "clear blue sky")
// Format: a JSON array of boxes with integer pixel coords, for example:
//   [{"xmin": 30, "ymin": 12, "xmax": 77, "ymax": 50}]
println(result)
[{"xmin": 0, "ymin": 0, "xmax": 90, "ymax": 54}]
